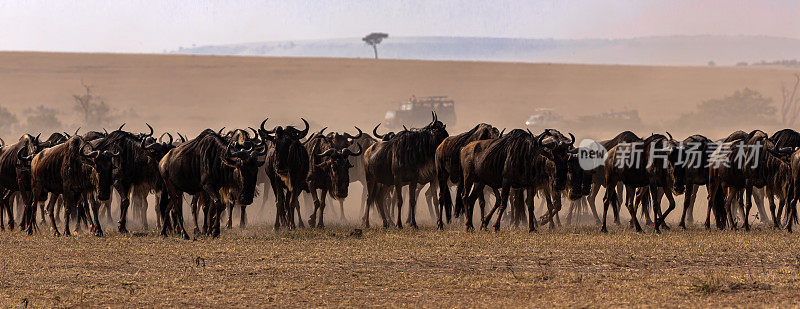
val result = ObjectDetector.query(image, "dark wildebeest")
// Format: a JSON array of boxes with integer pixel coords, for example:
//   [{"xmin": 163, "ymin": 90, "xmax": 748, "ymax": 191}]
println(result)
[
  {"xmin": 139, "ymin": 132, "xmax": 179, "ymax": 230},
  {"xmin": 2, "ymin": 134, "xmax": 45, "ymax": 232},
  {"xmin": 675, "ymin": 134, "xmax": 713, "ymax": 228},
  {"xmin": 27, "ymin": 137, "xmax": 118, "ymax": 236},
  {"xmin": 159, "ymin": 129, "xmax": 265, "ymax": 238},
  {"xmin": 767, "ymin": 128, "xmax": 800, "ymax": 226},
  {"xmin": 575, "ymin": 131, "xmax": 642, "ymax": 226},
  {"xmin": 741, "ymin": 130, "xmax": 793, "ymax": 230},
  {"xmin": 262, "ymin": 119, "xmax": 311, "ymax": 230},
  {"xmin": 459, "ymin": 129, "xmax": 555, "ymax": 232},
  {"xmin": 434, "ymin": 123, "xmax": 501, "ymax": 228},
  {"xmin": 221, "ymin": 127, "xmax": 265, "ymax": 229},
  {"xmin": 92, "ymin": 124, "xmax": 159, "ymax": 233},
  {"xmin": 363, "ymin": 113, "xmax": 448, "ymax": 229},
  {"xmin": 602, "ymin": 133, "xmax": 684, "ymax": 233},
  {"xmin": 303, "ymin": 127, "xmax": 363, "ymax": 227}
]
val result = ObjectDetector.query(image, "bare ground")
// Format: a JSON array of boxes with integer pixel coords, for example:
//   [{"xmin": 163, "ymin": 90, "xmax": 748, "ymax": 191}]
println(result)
[{"xmin": 1, "ymin": 224, "xmax": 799, "ymax": 307}]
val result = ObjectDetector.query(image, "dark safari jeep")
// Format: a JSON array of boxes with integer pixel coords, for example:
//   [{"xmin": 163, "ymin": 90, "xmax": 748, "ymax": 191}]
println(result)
[{"xmin": 383, "ymin": 95, "xmax": 456, "ymax": 129}]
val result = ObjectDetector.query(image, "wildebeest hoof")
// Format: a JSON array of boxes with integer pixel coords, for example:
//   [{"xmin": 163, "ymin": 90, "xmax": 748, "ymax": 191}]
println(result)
[
  {"xmin": 436, "ymin": 221, "xmax": 444, "ymax": 230},
  {"xmin": 118, "ymin": 226, "xmax": 129, "ymax": 234},
  {"xmin": 465, "ymin": 224, "xmax": 474, "ymax": 232},
  {"xmin": 600, "ymin": 226, "xmax": 608, "ymax": 233}
]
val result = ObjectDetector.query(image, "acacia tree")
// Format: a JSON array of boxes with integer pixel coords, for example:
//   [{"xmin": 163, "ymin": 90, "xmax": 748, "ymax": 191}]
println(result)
[
  {"xmin": 780, "ymin": 74, "xmax": 800, "ymax": 126},
  {"xmin": 73, "ymin": 81, "xmax": 112, "ymax": 128},
  {"xmin": 362, "ymin": 32, "xmax": 388, "ymax": 59}
]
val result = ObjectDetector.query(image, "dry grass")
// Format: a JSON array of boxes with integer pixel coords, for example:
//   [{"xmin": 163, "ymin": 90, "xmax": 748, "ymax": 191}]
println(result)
[{"xmin": 1, "ymin": 224, "xmax": 799, "ymax": 307}]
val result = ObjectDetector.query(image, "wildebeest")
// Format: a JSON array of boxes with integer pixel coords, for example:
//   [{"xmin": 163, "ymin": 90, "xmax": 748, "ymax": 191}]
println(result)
[
  {"xmin": 363, "ymin": 112, "xmax": 448, "ymax": 228},
  {"xmin": 92, "ymin": 124, "xmax": 159, "ymax": 233},
  {"xmin": 2, "ymin": 134, "xmax": 44, "ymax": 232},
  {"xmin": 303, "ymin": 126, "xmax": 363, "ymax": 227},
  {"xmin": 159, "ymin": 128, "xmax": 265, "ymax": 238},
  {"xmin": 27, "ymin": 137, "xmax": 118, "ymax": 236},
  {"xmin": 602, "ymin": 133, "xmax": 684, "ymax": 233},
  {"xmin": 434, "ymin": 123, "xmax": 500, "ymax": 228},
  {"xmin": 262, "ymin": 119, "xmax": 311, "ymax": 230},
  {"xmin": 459, "ymin": 129, "xmax": 551, "ymax": 232}
]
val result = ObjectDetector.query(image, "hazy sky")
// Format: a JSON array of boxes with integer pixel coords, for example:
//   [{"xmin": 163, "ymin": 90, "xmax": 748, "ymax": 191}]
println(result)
[{"xmin": 1, "ymin": 0, "xmax": 798, "ymax": 53}]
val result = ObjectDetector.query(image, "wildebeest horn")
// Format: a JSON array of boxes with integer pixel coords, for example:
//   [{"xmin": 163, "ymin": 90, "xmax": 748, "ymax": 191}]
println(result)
[
  {"xmin": 317, "ymin": 127, "xmax": 328, "ymax": 137},
  {"xmin": 536, "ymin": 132, "xmax": 547, "ymax": 147},
  {"xmin": 344, "ymin": 126, "xmax": 363, "ymax": 140},
  {"xmin": 35, "ymin": 133, "xmax": 41, "ymax": 142},
  {"xmin": 431, "ymin": 111, "xmax": 438, "ymax": 123},
  {"xmin": 316, "ymin": 148, "xmax": 336, "ymax": 158},
  {"xmin": 343, "ymin": 143, "xmax": 363, "ymax": 157},
  {"xmin": 298, "ymin": 118, "xmax": 309, "ymax": 139},
  {"xmin": 17, "ymin": 148, "xmax": 34, "ymax": 161},
  {"xmin": 118, "ymin": 123, "xmax": 126, "ymax": 131},
  {"xmin": 103, "ymin": 149, "xmax": 120, "ymax": 157},
  {"xmin": 568, "ymin": 133, "xmax": 575, "ymax": 146},
  {"xmin": 0, "ymin": 137, "xmax": 5, "ymax": 147},
  {"xmin": 159, "ymin": 132, "xmax": 173, "ymax": 145},
  {"xmin": 259, "ymin": 118, "xmax": 274, "ymax": 134},
  {"xmin": 145, "ymin": 123, "xmax": 154, "ymax": 138},
  {"xmin": 402, "ymin": 125, "xmax": 408, "ymax": 131},
  {"xmin": 373, "ymin": 123, "xmax": 385, "ymax": 139},
  {"xmin": 499, "ymin": 128, "xmax": 505, "ymax": 137},
  {"xmin": 218, "ymin": 127, "xmax": 226, "ymax": 135},
  {"xmin": 666, "ymin": 131, "xmax": 673, "ymax": 141},
  {"xmin": 103, "ymin": 128, "xmax": 109, "ymax": 135},
  {"xmin": 526, "ymin": 128, "xmax": 533, "ymax": 136},
  {"xmin": 177, "ymin": 132, "xmax": 187, "ymax": 143}
]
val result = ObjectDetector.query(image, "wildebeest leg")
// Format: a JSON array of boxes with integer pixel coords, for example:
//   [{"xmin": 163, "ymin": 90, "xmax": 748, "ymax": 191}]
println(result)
[
  {"xmin": 317, "ymin": 189, "xmax": 328, "ymax": 228},
  {"xmin": 526, "ymin": 187, "xmax": 536, "ymax": 232},
  {"xmin": 338, "ymin": 199, "xmax": 346, "ymax": 223},
  {"xmin": 39, "ymin": 195, "xmax": 48, "ymax": 224},
  {"xmin": 625, "ymin": 185, "xmax": 643, "ymax": 232},
  {"xmin": 724, "ymin": 188, "xmax": 738, "ymax": 230},
  {"xmin": 679, "ymin": 185, "xmax": 697, "ymax": 229},
  {"xmin": 0, "ymin": 191, "xmax": 12, "ymax": 231},
  {"xmin": 289, "ymin": 190, "xmax": 301, "ymax": 229},
  {"xmin": 308, "ymin": 188, "xmax": 322, "ymax": 228},
  {"xmin": 461, "ymin": 177, "xmax": 477, "ymax": 231},
  {"xmin": 189, "ymin": 195, "xmax": 202, "ymax": 235},
  {"xmin": 273, "ymin": 186, "xmax": 285, "ymax": 230},
  {"xmin": 89, "ymin": 197, "xmax": 103, "ymax": 236},
  {"xmin": 743, "ymin": 187, "xmax": 754, "ymax": 231},
  {"xmin": 46, "ymin": 195, "xmax": 60, "ymax": 237},
  {"xmin": 407, "ymin": 182, "xmax": 419, "ymax": 229},
  {"xmin": 751, "ymin": 188, "xmax": 771, "ymax": 226},
  {"xmin": 587, "ymin": 185, "xmax": 601, "ymax": 225},
  {"xmin": 601, "ymin": 186, "xmax": 613, "ymax": 233},
  {"xmin": 225, "ymin": 201, "xmax": 234, "ymax": 229},
  {"xmin": 116, "ymin": 185, "xmax": 132, "ymax": 233},
  {"xmin": 239, "ymin": 204, "xmax": 247, "ymax": 228},
  {"xmin": 787, "ymin": 195, "xmax": 798, "ymax": 233},
  {"xmin": 649, "ymin": 185, "xmax": 663, "ymax": 233},
  {"xmin": 480, "ymin": 185, "xmax": 502, "ymax": 231},
  {"xmin": 769, "ymin": 190, "xmax": 781, "ymax": 229},
  {"xmin": 63, "ymin": 192, "xmax": 78, "ymax": 237},
  {"xmin": 492, "ymin": 185, "xmax": 511, "ymax": 232},
  {"xmin": 659, "ymin": 189, "xmax": 676, "ymax": 231},
  {"xmin": 394, "ymin": 185, "xmax": 404, "ymax": 228},
  {"xmin": 613, "ymin": 183, "xmax": 624, "ymax": 225}
]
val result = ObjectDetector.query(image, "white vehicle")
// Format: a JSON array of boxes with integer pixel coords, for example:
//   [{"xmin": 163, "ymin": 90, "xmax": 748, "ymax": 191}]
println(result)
[{"xmin": 525, "ymin": 108, "xmax": 563, "ymax": 127}]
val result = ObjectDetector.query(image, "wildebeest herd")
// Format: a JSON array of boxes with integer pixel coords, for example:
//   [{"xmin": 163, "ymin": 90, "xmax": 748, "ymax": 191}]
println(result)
[{"xmin": 1, "ymin": 112, "xmax": 800, "ymax": 239}]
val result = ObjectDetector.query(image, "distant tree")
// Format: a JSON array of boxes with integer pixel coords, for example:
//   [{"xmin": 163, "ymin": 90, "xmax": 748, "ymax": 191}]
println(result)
[
  {"xmin": 780, "ymin": 74, "xmax": 800, "ymax": 126},
  {"xmin": 22, "ymin": 105, "xmax": 62, "ymax": 134},
  {"xmin": 672, "ymin": 88, "xmax": 775, "ymax": 128},
  {"xmin": 72, "ymin": 81, "xmax": 113, "ymax": 128},
  {"xmin": 362, "ymin": 32, "xmax": 388, "ymax": 59},
  {"xmin": 707, "ymin": 61, "xmax": 716, "ymax": 67},
  {"xmin": 0, "ymin": 105, "xmax": 18, "ymax": 136},
  {"xmin": 736, "ymin": 62, "xmax": 748, "ymax": 66}
]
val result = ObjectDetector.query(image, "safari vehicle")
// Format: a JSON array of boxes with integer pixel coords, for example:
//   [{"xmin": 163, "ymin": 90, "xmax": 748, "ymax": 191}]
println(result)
[
  {"xmin": 525, "ymin": 108, "xmax": 564, "ymax": 128},
  {"xmin": 384, "ymin": 95, "xmax": 456, "ymax": 129}
]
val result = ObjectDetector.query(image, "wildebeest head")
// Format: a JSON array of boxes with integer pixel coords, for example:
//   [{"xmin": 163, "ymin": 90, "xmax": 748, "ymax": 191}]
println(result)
[
  {"xmin": 259, "ymin": 118, "xmax": 308, "ymax": 176},
  {"xmin": 142, "ymin": 132, "xmax": 177, "ymax": 161},
  {"xmin": 423, "ymin": 112, "xmax": 449, "ymax": 144},
  {"xmin": 326, "ymin": 126, "xmax": 363, "ymax": 149},
  {"xmin": 79, "ymin": 139, "xmax": 120, "ymax": 201},
  {"xmin": 15, "ymin": 133, "xmax": 44, "ymax": 169},
  {"xmin": 316, "ymin": 143, "xmax": 362, "ymax": 199},
  {"xmin": 647, "ymin": 132, "xmax": 686, "ymax": 195},
  {"xmin": 536, "ymin": 129, "xmax": 576, "ymax": 192},
  {"xmin": 220, "ymin": 142, "xmax": 267, "ymax": 205}
]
